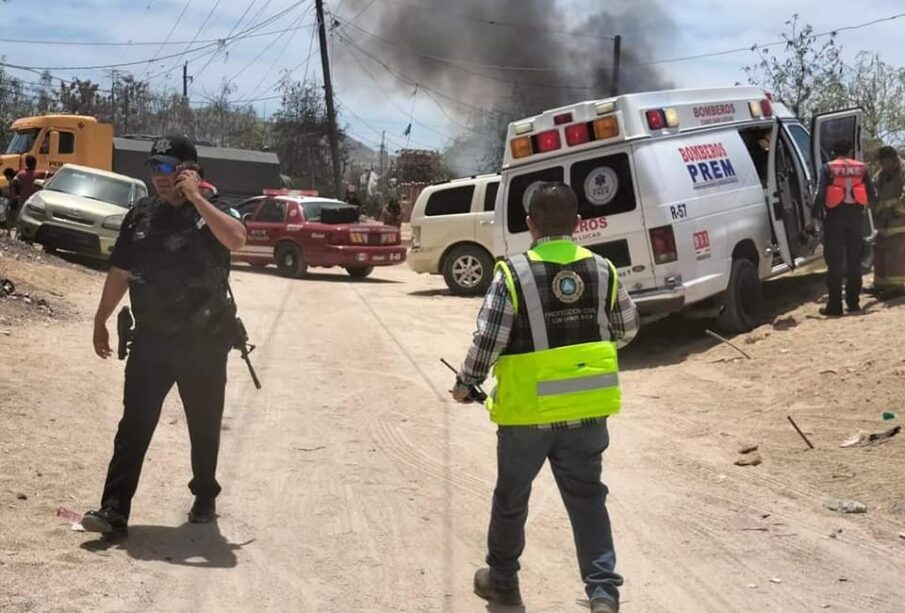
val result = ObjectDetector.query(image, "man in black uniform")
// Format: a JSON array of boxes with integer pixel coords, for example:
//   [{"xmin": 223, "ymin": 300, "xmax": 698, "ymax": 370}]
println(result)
[{"xmin": 81, "ymin": 136, "xmax": 247, "ymax": 536}]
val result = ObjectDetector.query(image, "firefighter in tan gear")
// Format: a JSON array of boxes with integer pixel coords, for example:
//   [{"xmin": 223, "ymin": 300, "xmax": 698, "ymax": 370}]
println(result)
[
  {"xmin": 813, "ymin": 140, "xmax": 876, "ymax": 316},
  {"xmin": 868, "ymin": 146, "xmax": 905, "ymax": 299}
]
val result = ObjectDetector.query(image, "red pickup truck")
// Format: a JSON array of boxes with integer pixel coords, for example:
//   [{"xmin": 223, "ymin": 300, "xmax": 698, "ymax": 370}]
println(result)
[{"xmin": 231, "ymin": 194, "xmax": 406, "ymax": 278}]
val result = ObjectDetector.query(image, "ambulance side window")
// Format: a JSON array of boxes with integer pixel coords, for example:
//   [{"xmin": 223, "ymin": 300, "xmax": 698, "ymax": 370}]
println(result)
[
  {"xmin": 570, "ymin": 153, "xmax": 636, "ymax": 219},
  {"xmin": 506, "ymin": 167, "xmax": 564, "ymax": 234},
  {"xmin": 785, "ymin": 124, "xmax": 813, "ymax": 174}
]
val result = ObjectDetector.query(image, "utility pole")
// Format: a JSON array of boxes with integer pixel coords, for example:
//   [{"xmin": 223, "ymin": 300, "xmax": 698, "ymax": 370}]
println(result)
[
  {"xmin": 379, "ymin": 130, "xmax": 386, "ymax": 178},
  {"xmin": 315, "ymin": 0, "xmax": 343, "ymax": 197},
  {"xmin": 610, "ymin": 35, "xmax": 622, "ymax": 97},
  {"xmin": 182, "ymin": 62, "xmax": 192, "ymax": 99}
]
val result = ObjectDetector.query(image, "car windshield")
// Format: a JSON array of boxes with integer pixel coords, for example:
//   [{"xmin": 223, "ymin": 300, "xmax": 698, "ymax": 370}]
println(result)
[
  {"xmin": 5, "ymin": 128, "xmax": 41, "ymax": 154},
  {"xmin": 45, "ymin": 168, "xmax": 134, "ymax": 208},
  {"xmin": 302, "ymin": 201, "xmax": 358, "ymax": 223}
]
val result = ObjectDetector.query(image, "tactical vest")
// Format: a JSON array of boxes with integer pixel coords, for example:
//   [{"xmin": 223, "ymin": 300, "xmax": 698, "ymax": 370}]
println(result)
[
  {"xmin": 127, "ymin": 199, "xmax": 233, "ymax": 336},
  {"xmin": 826, "ymin": 158, "xmax": 869, "ymax": 208},
  {"xmin": 488, "ymin": 240, "xmax": 621, "ymax": 426}
]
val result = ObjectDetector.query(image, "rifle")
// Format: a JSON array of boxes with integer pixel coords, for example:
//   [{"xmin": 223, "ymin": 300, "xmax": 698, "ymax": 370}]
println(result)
[
  {"xmin": 227, "ymin": 282, "xmax": 262, "ymax": 390},
  {"xmin": 117, "ymin": 306, "xmax": 134, "ymax": 360},
  {"xmin": 440, "ymin": 358, "xmax": 487, "ymax": 403}
]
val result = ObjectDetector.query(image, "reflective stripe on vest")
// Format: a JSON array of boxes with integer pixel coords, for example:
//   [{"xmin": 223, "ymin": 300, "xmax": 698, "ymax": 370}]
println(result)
[
  {"xmin": 826, "ymin": 159, "xmax": 869, "ymax": 208},
  {"xmin": 488, "ymin": 244, "xmax": 622, "ymax": 426}
]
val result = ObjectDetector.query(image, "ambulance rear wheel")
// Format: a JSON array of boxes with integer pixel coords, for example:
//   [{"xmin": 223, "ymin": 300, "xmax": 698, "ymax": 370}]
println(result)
[
  {"xmin": 276, "ymin": 243, "xmax": 307, "ymax": 278},
  {"xmin": 443, "ymin": 245, "xmax": 493, "ymax": 296},
  {"xmin": 717, "ymin": 258, "xmax": 763, "ymax": 333}
]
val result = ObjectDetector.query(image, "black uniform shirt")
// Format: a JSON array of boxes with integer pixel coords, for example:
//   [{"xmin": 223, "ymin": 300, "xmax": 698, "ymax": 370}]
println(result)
[{"xmin": 110, "ymin": 196, "xmax": 238, "ymax": 337}]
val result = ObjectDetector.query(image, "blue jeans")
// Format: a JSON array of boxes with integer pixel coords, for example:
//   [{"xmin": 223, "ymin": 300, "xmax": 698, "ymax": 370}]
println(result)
[{"xmin": 486, "ymin": 420, "xmax": 622, "ymax": 604}]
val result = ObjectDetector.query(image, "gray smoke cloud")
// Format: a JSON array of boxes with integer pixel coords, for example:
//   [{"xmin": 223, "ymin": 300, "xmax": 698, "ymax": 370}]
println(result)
[{"xmin": 334, "ymin": 0, "xmax": 676, "ymax": 171}]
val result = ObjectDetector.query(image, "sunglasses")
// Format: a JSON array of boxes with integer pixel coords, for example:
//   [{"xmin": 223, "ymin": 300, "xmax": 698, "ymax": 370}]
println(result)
[{"xmin": 149, "ymin": 161, "xmax": 179, "ymax": 175}]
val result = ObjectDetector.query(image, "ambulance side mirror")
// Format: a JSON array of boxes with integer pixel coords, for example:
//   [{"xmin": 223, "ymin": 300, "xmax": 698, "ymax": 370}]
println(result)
[{"xmin": 241, "ymin": 213, "xmax": 253, "ymax": 223}]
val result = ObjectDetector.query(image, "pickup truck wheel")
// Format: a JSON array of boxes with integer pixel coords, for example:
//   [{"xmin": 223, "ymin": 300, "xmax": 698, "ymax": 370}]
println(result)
[
  {"xmin": 345, "ymin": 266, "xmax": 374, "ymax": 278},
  {"xmin": 717, "ymin": 258, "xmax": 763, "ymax": 333},
  {"xmin": 276, "ymin": 243, "xmax": 307, "ymax": 278},
  {"xmin": 443, "ymin": 245, "xmax": 493, "ymax": 296}
]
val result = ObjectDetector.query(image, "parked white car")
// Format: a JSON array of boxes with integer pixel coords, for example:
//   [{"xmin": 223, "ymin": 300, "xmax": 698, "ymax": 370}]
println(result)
[
  {"xmin": 16, "ymin": 163, "xmax": 148, "ymax": 258},
  {"xmin": 408, "ymin": 174, "xmax": 499, "ymax": 295}
]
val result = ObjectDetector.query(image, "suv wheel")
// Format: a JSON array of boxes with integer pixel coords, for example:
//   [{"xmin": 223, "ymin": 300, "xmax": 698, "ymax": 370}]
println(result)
[
  {"xmin": 276, "ymin": 243, "xmax": 307, "ymax": 278},
  {"xmin": 716, "ymin": 258, "xmax": 763, "ymax": 333},
  {"xmin": 443, "ymin": 245, "xmax": 493, "ymax": 296}
]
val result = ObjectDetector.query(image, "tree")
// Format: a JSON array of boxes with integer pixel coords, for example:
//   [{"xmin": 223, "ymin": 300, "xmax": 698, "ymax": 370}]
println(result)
[
  {"xmin": 272, "ymin": 76, "xmax": 346, "ymax": 196},
  {"xmin": 845, "ymin": 53, "xmax": 905, "ymax": 147},
  {"xmin": 743, "ymin": 14, "xmax": 846, "ymax": 125}
]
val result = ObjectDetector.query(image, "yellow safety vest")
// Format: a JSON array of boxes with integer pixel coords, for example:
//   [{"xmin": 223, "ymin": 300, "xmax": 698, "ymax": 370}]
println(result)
[{"xmin": 488, "ymin": 240, "xmax": 622, "ymax": 426}]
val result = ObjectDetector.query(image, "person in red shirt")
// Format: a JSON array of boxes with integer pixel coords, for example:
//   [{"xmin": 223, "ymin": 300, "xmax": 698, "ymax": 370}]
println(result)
[{"xmin": 13, "ymin": 155, "xmax": 50, "ymax": 208}]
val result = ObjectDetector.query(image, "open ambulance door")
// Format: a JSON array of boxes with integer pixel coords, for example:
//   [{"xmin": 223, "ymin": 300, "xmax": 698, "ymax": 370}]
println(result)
[
  {"xmin": 811, "ymin": 108, "xmax": 864, "ymax": 169},
  {"xmin": 765, "ymin": 121, "xmax": 795, "ymax": 268},
  {"xmin": 811, "ymin": 109, "xmax": 875, "ymax": 266}
]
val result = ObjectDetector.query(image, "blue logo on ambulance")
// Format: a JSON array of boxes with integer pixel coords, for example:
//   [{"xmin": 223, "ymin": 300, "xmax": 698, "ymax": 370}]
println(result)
[{"xmin": 678, "ymin": 143, "xmax": 739, "ymax": 190}]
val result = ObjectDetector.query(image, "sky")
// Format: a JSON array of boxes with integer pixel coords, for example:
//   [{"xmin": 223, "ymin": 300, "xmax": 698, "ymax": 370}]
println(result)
[{"xmin": 1, "ymin": 0, "xmax": 903, "ymax": 154}]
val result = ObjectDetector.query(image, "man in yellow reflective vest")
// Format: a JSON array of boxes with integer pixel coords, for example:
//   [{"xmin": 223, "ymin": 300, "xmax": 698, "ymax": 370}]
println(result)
[
  {"xmin": 813, "ymin": 139, "xmax": 875, "ymax": 316},
  {"xmin": 869, "ymin": 146, "xmax": 905, "ymax": 298},
  {"xmin": 450, "ymin": 183, "xmax": 638, "ymax": 613}
]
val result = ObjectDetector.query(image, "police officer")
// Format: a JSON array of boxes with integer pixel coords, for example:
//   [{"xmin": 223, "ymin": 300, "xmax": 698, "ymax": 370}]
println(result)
[
  {"xmin": 451, "ymin": 183, "xmax": 638, "ymax": 613},
  {"xmin": 813, "ymin": 139, "xmax": 875, "ymax": 316},
  {"xmin": 81, "ymin": 136, "xmax": 247, "ymax": 536}
]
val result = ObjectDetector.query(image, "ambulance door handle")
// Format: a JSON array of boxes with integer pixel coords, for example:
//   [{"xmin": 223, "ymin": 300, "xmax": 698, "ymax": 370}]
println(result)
[{"xmin": 479, "ymin": 220, "xmax": 494, "ymax": 226}]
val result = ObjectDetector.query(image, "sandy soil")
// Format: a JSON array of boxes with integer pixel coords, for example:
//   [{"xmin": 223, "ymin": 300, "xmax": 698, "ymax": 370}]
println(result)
[{"xmin": 1, "ymin": 239, "xmax": 903, "ymax": 612}]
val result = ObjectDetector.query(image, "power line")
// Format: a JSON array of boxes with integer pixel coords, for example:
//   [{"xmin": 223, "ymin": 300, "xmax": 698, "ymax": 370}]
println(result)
[
  {"xmin": 144, "ymin": 0, "xmax": 194, "ymax": 78},
  {"xmin": 191, "ymin": 0, "xmax": 262, "ymax": 79},
  {"xmin": 243, "ymin": 9, "xmax": 316, "ymax": 99},
  {"xmin": 230, "ymin": 10, "xmax": 313, "ymax": 85},
  {"xmin": 338, "ymin": 38, "xmax": 459, "ymax": 140},
  {"xmin": 645, "ymin": 11, "xmax": 905, "ymax": 66},
  {"xmin": 160, "ymin": 0, "xmax": 225, "ymax": 82},
  {"xmin": 339, "ymin": 21, "xmax": 597, "ymax": 91},
  {"xmin": 0, "ymin": 3, "xmax": 313, "ymax": 75}
]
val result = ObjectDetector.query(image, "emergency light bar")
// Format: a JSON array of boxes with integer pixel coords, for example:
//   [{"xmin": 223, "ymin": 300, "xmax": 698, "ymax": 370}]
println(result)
[
  {"xmin": 509, "ymin": 112, "xmax": 621, "ymax": 160},
  {"xmin": 263, "ymin": 188, "xmax": 320, "ymax": 197},
  {"xmin": 747, "ymin": 99, "xmax": 773, "ymax": 119},
  {"xmin": 645, "ymin": 108, "xmax": 679, "ymax": 130}
]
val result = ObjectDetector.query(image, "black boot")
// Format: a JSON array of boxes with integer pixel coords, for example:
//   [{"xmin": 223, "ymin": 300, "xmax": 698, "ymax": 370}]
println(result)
[
  {"xmin": 473, "ymin": 567, "xmax": 522, "ymax": 606},
  {"xmin": 81, "ymin": 507, "xmax": 128, "ymax": 536},
  {"xmin": 188, "ymin": 497, "xmax": 216, "ymax": 523}
]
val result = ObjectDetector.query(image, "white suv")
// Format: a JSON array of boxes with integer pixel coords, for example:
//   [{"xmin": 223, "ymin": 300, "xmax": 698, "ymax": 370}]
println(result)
[{"xmin": 408, "ymin": 174, "xmax": 499, "ymax": 295}]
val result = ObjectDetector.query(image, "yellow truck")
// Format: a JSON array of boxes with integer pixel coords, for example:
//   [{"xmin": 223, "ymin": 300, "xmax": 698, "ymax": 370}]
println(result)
[{"xmin": 1, "ymin": 114, "xmax": 283, "ymax": 201}]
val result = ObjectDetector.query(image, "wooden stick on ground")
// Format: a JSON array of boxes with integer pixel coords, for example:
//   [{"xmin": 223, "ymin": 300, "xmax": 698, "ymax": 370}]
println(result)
[
  {"xmin": 705, "ymin": 329, "xmax": 752, "ymax": 360},
  {"xmin": 787, "ymin": 415, "xmax": 815, "ymax": 450}
]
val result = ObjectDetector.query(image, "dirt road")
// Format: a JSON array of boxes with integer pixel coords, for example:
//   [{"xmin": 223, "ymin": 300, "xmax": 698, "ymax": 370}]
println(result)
[{"xmin": 2, "ymin": 249, "xmax": 904, "ymax": 612}]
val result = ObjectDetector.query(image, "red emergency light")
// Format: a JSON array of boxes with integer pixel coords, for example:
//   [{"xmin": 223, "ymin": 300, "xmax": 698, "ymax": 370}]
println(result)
[
  {"xmin": 535, "ymin": 129, "xmax": 562, "ymax": 153},
  {"xmin": 646, "ymin": 109, "xmax": 666, "ymax": 130},
  {"xmin": 761, "ymin": 98, "xmax": 773, "ymax": 117},
  {"xmin": 565, "ymin": 123, "xmax": 591, "ymax": 146}
]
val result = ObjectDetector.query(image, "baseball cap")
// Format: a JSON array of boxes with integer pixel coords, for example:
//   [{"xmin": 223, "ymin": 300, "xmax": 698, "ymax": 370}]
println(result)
[{"xmin": 147, "ymin": 135, "xmax": 198, "ymax": 166}]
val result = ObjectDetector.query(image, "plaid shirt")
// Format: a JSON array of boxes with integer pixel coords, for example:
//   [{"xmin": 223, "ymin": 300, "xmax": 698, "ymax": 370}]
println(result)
[{"xmin": 457, "ymin": 236, "xmax": 639, "ymax": 429}]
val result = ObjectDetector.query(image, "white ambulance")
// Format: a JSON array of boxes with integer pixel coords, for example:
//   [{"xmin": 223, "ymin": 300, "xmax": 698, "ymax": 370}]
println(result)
[{"xmin": 495, "ymin": 86, "xmax": 864, "ymax": 331}]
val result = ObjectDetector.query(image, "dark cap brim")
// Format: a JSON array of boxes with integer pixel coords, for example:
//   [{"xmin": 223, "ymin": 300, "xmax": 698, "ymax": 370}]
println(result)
[{"xmin": 146, "ymin": 154, "xmax": 182, "ymax": 166}]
